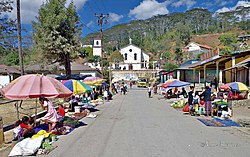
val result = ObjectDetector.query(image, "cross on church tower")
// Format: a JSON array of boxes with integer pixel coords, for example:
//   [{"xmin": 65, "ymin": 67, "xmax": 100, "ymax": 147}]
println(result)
[{"xmin": 129, "ymin": 37, "xmax": 132, "ymax": 44}]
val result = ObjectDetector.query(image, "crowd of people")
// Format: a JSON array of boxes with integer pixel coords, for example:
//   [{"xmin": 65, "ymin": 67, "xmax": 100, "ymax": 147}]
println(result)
[
  {"xmin": 163, "ymin": 76, "xmax": 249, "ymax": 118},
  {"xmin": 165, "ymin": 87, "xmax": 188, "ymax": 99}
]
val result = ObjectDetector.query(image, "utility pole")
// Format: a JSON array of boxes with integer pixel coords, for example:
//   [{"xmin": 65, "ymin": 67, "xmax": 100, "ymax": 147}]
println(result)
[
  {"xmin": 17, "ymin": 0, "xmax": 24, "ymax": 75},
  {"xmin": 94, "ymin": 13, "xmax": 109, "ymax": 79}
]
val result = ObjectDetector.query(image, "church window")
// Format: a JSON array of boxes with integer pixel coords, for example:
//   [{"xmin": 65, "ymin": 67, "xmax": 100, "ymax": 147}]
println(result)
[
  {"xmin": 124, "ymin": 53, "xmax": 127, "ymax": 60},
  {"xmin": 134, "ymin": 53, "xmax": 137, "ymax": 60},
  {"xmin": 96, "ymin": 41, "xmax": 99, "ymax": 45},
  {"xmin": 129, "ymin": 49, "xmax": 132, "ymax": 52}
]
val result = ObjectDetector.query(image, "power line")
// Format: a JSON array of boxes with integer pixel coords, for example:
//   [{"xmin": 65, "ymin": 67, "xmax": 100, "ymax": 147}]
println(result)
[{"xmin": 94, "ymin": 13, "xmax": 109, "ymax": 79}]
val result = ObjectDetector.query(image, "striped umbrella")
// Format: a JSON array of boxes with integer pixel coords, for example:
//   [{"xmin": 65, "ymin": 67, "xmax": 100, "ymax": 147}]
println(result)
[
  {"xmin": 83, "ymin": 76, "xmax": 105, "ymax": 85},
  {"xmin": 62, "ymin": 80, "xmax": 92, "ymax": 94},
  {"xmin": 162, "ymin": 79, "xmax": 190, "ymax": 88},
  {"xmin": 220, "ymin": 82, "xmax": 248, "ymax": 91}
]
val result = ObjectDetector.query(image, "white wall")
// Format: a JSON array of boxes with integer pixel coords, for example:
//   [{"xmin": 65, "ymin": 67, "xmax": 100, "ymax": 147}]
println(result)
[
  {"xmin": 120, "ymin": 45, "xmax": 141, "ymax": 64},
  {"xmin": 93, "ymin": 47, "xmax": 102, "ymax": 56},
  {"xmin": 0, "ymin": 76, "xmax": 10, "ymax": 88},
  {"xmin": 93, "ymin": 39, "xmax": 102, "ymax": 56},
  {"xmin": 187, "ymin": 43, "xmax": 201, "ymax": 52}
]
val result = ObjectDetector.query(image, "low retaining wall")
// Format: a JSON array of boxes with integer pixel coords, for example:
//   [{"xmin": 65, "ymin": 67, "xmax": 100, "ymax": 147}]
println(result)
[{"xmin": 232, "ymin": 99, "xmax": 250, "ymax": 107}]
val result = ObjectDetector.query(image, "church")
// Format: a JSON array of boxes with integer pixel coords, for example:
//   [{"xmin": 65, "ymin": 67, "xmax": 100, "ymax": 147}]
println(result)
[
  {"xmin": 92, "ymin": 38, "xmax": 150, "ymax": 70},
  {"xmin": 116, "ymin": 38, "xmax": 149, "ymax": 70}
]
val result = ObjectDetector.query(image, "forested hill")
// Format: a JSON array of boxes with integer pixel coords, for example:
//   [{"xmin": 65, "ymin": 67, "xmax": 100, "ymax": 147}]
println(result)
[{"xmin": 82, "ymin": 7, "xmax": 250, "ymax": 52}]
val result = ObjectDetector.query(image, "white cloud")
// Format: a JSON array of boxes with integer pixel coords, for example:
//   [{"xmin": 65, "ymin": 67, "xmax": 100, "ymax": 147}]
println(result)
[
  {"xmin": 4, "ymin": 0, "xmax": 87, "ymax": 24},
  {"xmin": 216, "ymin": 1, "xmax": 250, "ymax": 13},
  {"xmin": 86, "ymin": 20, "xmax": 94, "ymax": 27},
  {"xmin": 129, "ymin": 0, "xmax": 171, "ymax": 20},
  {"xmin": 108, "ymin": 13, "xmax": 123, "ymax": 23},
  {"xmin": 202, "ymin": 0, "xmax": 233, "ymax": 8},
  {"xmin": 172, "ymin": 0, "xmax": 197, "ymax": 9},
  {"xmin": 66, "ymin": 0, "xmax": 87, "ymax": 10},
  {"xmin": 215, "ymin": 7, "xmax": 231, "ymax": 13}
]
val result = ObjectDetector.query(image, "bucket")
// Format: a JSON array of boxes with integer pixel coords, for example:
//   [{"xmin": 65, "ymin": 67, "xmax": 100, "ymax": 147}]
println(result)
[{"xmin": 74, "ymin": 106, "xmax": 80, "ymax": 113}]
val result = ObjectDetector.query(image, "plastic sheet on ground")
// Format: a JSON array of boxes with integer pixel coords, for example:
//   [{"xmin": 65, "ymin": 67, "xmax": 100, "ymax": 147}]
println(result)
[{"xmin": 9, "ymin": 135, "xmax": 44, "ymax": 157}]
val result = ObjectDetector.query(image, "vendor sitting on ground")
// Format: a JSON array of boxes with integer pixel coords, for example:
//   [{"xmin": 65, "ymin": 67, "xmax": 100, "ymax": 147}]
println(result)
[
  {"xmin": 178, "ymin": 87, "xmax": 188, "ymax": 98},
  {"xmin": 81, "ymin": 93, "xmax": 89, "ymax": 104},
  {"xmin": 39, "ymin": 96, "xmax": 58, "ymax": 132},
  {"xmin": 69, "ymin": 95, "xmax": 79, "ymax": 112},
  {"xmin": 13, "ymin": 116, "xmax": 35, "ymax": 140},
  {"xmin": 58, "ymin": 104, "xmax": 65, "ymax": 117}
]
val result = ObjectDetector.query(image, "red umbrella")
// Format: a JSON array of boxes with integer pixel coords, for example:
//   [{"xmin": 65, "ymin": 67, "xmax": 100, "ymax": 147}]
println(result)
[{"xmin": 0, "ymin": 74, "xmax": 73, "ymax": 100}]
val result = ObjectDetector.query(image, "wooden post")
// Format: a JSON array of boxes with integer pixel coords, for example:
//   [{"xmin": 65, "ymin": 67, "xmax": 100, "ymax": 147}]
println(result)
[
  {"xmin": 204, "ymin": 65, "xmax": 207, "ymax": 87},
  {"xmin": 193, "ymin": 68, "xmax": 196, "ymax": 86},
  {"xmin": 109, "ymin": 62, "xmax": 112, "ymax": 93},
  {"xmin": 0, "ymin": 116, "xmax": 5, "ymax": 145},
  {"xmin": 15, "ymin": 102, "xmax": 19, "ymax": 120}
]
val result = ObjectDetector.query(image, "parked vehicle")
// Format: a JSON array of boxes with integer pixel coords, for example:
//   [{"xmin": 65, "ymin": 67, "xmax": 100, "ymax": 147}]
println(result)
[{"xmin": 137, "ymin": 77, "xmax": 148, "ymax": 88}]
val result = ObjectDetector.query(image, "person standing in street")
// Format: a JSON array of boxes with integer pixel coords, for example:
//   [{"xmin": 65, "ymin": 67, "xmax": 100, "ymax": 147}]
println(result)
[
  {"xmin": 148, "ymin": 85, "xmax": 152, "ymax": 98},
  {"xmin": 199, "ymin": 86, "xmax": 212, "ymax": 116},
  {"xmin": 188, "ymin": 86, "xmax": 195, "ymax": 116},
  {"xmin": 130, "ymin": 81, "xmax": 133, "ymax": 89},
  {"xmin": 211, "ymin": 75, "xmax": 218, "ymax": 93}
]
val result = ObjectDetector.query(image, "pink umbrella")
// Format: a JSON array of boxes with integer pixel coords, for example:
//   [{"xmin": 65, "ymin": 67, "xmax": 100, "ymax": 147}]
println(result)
[{"xmin": 0, "ymin": 74, "xmax": 73, "ymax": 100}]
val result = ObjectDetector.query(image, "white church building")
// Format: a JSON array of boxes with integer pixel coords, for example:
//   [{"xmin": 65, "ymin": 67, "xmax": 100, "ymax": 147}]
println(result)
[
  {"xmin": 91, "ymin": 38, "xmax": 150, "ymax": 70},
  {"xmin": 113, "ymin": 38, "xmax": 149, "ymax": 70}
]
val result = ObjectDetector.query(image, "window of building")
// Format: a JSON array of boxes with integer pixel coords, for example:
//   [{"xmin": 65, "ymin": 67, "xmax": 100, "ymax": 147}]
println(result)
[
  {"xmin": 96, "ymin": 41, "xmax": 99, "ymax": 45},
  {"xmin": 124, "ymin": 53, "xmax": 127, "ymax": 60},
  {"xmin": 129, "ymin": 49, "xmax": 132, "ymax": 52},
  {"xmin": 134, "ymin": 53, "xmax": 137, "ymax": 60}
]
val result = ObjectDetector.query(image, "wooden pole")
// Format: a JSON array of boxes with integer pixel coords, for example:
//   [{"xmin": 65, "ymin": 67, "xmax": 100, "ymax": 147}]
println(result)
[{"xmin": 17, "ymin": 0, "xmax": 24, "ymax": 75}]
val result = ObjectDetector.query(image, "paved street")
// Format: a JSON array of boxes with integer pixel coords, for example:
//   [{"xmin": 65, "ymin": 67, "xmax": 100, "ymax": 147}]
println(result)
[{"xmin": 48, "ymin": 88, "xmax": 250, "ymax": 157}]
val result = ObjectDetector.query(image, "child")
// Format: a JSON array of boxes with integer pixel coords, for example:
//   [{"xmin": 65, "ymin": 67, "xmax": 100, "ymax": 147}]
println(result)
[
  {"xmin": 39, "ymin": 96, "xmax": 58, "ymax": 132},
  {"xmin": 13, "ymin": 116, "xmax": 35, "ymax": 140},
  {"xmin": 193, "ymin": 91, "xmax": 200, "ymax": 115},
  {"xmin": 58, "ymin": 104, "xmax": 65, "ymax": 117},
  {"xmin": 198, "ymin": 99, "xmax": 205, "ymax": 115}
]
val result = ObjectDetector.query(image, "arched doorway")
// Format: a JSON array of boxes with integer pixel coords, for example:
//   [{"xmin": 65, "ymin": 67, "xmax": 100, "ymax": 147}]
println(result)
[{"xmin": 129, "ymin": 64, "xmax": 133, "ymax": 70}]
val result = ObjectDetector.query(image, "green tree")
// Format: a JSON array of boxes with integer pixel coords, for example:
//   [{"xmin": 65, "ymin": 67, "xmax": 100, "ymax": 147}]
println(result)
[
  {"xmin": 4, "ymin": 51, "xmax": 19, "ymax": 66},
  {"xmin": 110, "ymin": 51, "xmax": 124, "ymax": 70},
  {"xmin": 219, "ymin": 46, "xmax": 234, "ymax": 55},
  {"xmin": 79, "ymin": 47, "xmax": 92, "ymax": 58},
  {"xmin": 0, "ymin": 0, "xmax": 17, "ymax": 55},
  {"xmin": 162, "ymin": 62, "xmax": 178, "ymax": 71},
  {"xmin": 218, "ymin": 33, "xmax": 238, "ymax": 54},
  {"xmin": 110, "ymin": 51, "xmax": 124, "ymax": 63},
  {"xmin": 238, "ymin": 20, "xmax": 250, "ymax": 31},
  {"xmin": 175, "ymin": 23, "xmax": 192, "ymax": 46},
  {"xmin": 218, "ymin": 33, "xmax": 237, "ymax": 46},
  {"xmin": 87, "ymin": 55, "xmax": 100, "ymax": 64},
  {"xmin": 32, "ymin": 0, "xmax": 82, "ymax": 78}
]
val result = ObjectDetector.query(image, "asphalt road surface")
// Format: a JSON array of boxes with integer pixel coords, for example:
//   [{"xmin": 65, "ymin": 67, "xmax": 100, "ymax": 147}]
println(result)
[{"xmin": 47, "ymin": 88, "xmax": 250, "ymax": 157}]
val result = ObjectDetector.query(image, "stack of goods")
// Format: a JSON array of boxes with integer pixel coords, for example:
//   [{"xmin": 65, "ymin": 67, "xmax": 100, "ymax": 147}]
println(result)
[{"xmin": 171, "ymin": 99, "xmax": 186, "ymax": 109}]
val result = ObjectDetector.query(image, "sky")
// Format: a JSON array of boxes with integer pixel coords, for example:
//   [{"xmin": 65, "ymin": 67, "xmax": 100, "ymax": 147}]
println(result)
[{"xmin": 4, "ymin": 0, "xmax": 250, "ymax": 37}]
